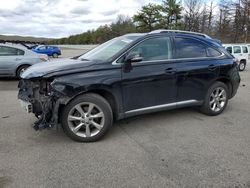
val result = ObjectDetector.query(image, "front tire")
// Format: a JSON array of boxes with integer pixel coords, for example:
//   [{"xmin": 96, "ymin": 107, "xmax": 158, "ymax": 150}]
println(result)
[
  {"xmin": 61, "ymin": 93, "xmax": 113, "ymax": 142},
  {"xmin": 200, "ymin": 81, "xmax": 229, "ymax": 116}
]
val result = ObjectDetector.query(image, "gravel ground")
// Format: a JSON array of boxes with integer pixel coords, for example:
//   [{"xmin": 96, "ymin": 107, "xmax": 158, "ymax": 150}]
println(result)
[{"xmin": 0, "ymin": 49, "xmax": 249, "ymax": 188}]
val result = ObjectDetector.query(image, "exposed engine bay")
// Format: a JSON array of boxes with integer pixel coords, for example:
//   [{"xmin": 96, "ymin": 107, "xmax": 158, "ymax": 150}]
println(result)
[{"xmin": 18, "ymin": 79, "xmax": 67, "ymax": 130}]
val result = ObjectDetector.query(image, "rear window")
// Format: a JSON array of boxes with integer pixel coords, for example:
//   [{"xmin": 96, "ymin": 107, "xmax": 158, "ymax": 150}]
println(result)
[
  {"xmin": 207, "ymin": 47, "xmax": 221, "ymax": 57},
  {"xmin": 242, "ymin": 46, "xmax": 248, "ymax": 53},
  {"xmin": 233, "ymin": 46, "xmax": 241, "ymax": 53}
]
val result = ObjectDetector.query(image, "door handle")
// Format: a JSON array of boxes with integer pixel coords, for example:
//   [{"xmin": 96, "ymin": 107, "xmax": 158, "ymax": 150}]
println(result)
[
  {"xmin": 165, "ymin": 68, "xmax": 176, "ymax": 75},
  {"xmin": 208, "ymin": 64, "xmax": 216, "ymax": 70},
  {"xmin": 15, "ymin": 58, "xmax": 22, "ymax": 61}
]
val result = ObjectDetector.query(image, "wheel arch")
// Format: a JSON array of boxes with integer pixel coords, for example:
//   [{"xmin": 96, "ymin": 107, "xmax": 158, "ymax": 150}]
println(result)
[
  {"xmin": 16, "ymin": 64, "xmax": 31, "ymax": 76},
  {"xmin": 58, "ymin": 88, "xmax": 120, "ymax": 122},
  {"xmin": 240, "ymin": 59, "xmax": 246, "ymax": 63},
  {"xmin": 214, "ymin": 77, "xmax": 233, "ymax": 98}
]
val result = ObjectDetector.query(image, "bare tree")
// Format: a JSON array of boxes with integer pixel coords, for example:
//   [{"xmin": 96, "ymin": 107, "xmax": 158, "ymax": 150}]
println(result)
[{"xmin": 183, "ymin": 0, "xmax": 203, "ymax": 31}]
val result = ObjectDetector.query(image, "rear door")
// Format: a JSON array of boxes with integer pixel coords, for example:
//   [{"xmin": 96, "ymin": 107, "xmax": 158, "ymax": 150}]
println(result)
[
  {"xmin": 121, "ymin": 36, "xmax": 177, "ymax": 115},
  {"xmin": 0, "ymin": 46, "xmax": 24, "ymax": 75},
  {"xmin": 174, "ymin": 37, "xmax": 221, "ymax": 102}
]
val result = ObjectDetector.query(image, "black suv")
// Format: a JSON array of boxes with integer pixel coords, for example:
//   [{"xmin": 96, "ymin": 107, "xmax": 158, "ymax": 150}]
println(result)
[{"xmin": 18, "ymin": 30, "xmax": 240, "ymax": 142}]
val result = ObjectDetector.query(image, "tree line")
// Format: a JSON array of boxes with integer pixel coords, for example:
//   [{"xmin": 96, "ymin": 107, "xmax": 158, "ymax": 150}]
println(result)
[{"xmin": 47, "ymin": 0, "xmax": 250, "ymax": 45}]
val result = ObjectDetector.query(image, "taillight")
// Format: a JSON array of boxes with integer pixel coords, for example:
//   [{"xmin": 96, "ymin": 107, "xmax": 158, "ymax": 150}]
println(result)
[{"xmin": 39, "ymin": 55, "xmax": 49, "ymax": 62}]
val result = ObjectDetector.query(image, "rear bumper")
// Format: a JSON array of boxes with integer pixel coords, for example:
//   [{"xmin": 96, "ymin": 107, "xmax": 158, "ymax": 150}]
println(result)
[{"xmin": 229, "ymin": 66, "xmax": 241, "ymax": 99}]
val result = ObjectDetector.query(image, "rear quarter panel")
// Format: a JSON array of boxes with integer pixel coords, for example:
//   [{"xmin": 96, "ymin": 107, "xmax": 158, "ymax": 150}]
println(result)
[
  {"xmin": 14, "ymin": 56, "xmax": 43, "ymax": 75},
  {"xmin": 218, "ymin": 58, "xmax": 240, "ymax": 98}
]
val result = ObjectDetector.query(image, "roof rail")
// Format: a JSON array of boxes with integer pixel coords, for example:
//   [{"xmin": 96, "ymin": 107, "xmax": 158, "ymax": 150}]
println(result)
[
  {"xmin": 0, "ymin": 40, "xmax": 44, "ymax": 49},
  {"xmin": 149, "ymin": 29, "xmax": 211, "ymax": 39}
]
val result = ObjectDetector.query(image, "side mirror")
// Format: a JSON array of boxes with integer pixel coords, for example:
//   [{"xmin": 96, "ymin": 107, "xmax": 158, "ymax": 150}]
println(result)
[
  {"xmin": 125, "ymin": 53, "xmax": 143, "ymax": 63},
  {"xmin": 123, "ymin": 53, "xmax": 143, "ymax": 73}
]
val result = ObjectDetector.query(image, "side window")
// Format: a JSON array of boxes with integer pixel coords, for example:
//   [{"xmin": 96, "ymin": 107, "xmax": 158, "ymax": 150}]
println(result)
[
  {"xmin": 175, "ymin": 37, "xmax": 207, "ymax": 58},
  {"xmin": 0, "ymin": 46, "xmax": 24, "ymax": 56},
  {"xmin": 233, "ymin": 46, "xmax": 241, "ymax": 54},
  {"xmin": 242, "ymin": 46, "xmax": 248, "ymax": 53},
  {"xmin": 17, "ymin": 49, "xmax": 24, "ymax": 55},
  {"xmin": 207, "ymin": 47, "xmax": 221, "ymax": 57},
  {"xmin": 226, "ymin": 46, "xmax": 232, "ymax": 54},
  {"xmin": 39, "ymin": 46, "xmax": 46, "ymax": 50},
  {"xmin": 127, "ymin": 37, "xmax": 172, "ymax": 62}
]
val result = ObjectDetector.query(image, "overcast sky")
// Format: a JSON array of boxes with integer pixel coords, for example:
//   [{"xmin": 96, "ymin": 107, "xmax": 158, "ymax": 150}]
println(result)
[{"xmin": 0, "ymin": 0, "xmax": 161, "ymax": 38}]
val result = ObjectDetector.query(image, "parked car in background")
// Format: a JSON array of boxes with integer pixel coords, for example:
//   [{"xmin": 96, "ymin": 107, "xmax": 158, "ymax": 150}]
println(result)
[
  {"xmin": 0, "ymin": 42, "xmax": 48, "ymax": 78},
  {"xmin": 32, "ymin": 45, "xmax": 61, "ymax": 58},
  {"xmin": 223, "ymin": 44, "xmax": 250, "ymax": 71},
  {"xmin": 18, "ymin": 30, "xmax": 240, "ymax": 142}
]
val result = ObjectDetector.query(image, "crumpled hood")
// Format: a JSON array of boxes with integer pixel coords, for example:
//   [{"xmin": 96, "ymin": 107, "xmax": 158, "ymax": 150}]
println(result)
[{"xmin": 21, "ymin": 58, "xmax": 98, "ymax": 79}]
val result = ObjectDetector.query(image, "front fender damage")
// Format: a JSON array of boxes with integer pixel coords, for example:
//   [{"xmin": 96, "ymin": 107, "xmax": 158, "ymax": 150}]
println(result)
[{"xmin": 18, "ymin": 79, "xmax": 70, "ymax": 130}]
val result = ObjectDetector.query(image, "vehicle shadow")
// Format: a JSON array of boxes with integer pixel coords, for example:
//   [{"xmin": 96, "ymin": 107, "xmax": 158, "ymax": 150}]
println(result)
[{"xmin": 0, "ymin": 77, "xmax": 19, "ymax": 81}]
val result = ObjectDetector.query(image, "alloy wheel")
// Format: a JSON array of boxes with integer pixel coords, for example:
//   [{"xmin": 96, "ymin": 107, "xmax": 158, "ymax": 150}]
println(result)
[
  {"xmin": 209, "ymin": 87, "xmax": 227, "ymax": 112},
  {"xmin": 67, "ymin": 102, "xmax": 105, "ymax": 138},
  {"xmin": 20, "ymin": 68, "xmax": 27, "ymax": 75}
]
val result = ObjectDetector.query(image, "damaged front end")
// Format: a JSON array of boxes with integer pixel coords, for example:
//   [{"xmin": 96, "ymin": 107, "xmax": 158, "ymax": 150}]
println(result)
[{"xmin": 18, "ymin": 79, "xmax": 66, "ymax": 130}]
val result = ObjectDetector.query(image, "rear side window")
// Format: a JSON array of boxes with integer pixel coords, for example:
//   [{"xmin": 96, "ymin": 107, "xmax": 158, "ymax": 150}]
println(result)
[
  {"xmin": 242, "ymin": 46, "xmax": 248, "ymax": 53},
  {"xmin": 0, "ymin": 46, "xmax": 24, "ymax": 56},
  {"xmin": 175, "ymin": 38, "xmax": 207, "ymax": 58},
  {"xmin": 207, "ymin": 47, "xmax": 221, "ymax": 57},
  {"xmin": 226, "ymin": 46, "xmax": 232, "ymax": 54},
  {"xmin": 233, "ymin": 46, "xmax": 241, "ymax": 53}
]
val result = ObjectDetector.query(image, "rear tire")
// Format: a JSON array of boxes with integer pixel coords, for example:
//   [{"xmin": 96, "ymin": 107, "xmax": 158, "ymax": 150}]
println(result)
[
  {"xmin": 200, "ymin": 81, "xmax": 229, "ymax": 116},
  {"xmin": 52, "ymin": 53, "xmax": 59, "ymax": 58},
  {"xmin": 16, "ymin": 65, "xmax": 30, "ymax": 78},
  {"xmin": 239, "ymin": 61, "xmax": 246, "ymax": 71},
  {"xmin": 61, "ymin": 93, "xmax": 113, "ymax": 142}
]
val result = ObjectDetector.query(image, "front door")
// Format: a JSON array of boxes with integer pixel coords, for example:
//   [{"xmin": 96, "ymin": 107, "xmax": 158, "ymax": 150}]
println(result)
[{"xmin": 121, "ymin": 36, "xmax": 177, "ymax": 115}]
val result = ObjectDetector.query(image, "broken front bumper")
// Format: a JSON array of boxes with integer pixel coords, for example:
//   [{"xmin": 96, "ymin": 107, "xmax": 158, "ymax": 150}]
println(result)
[{"xmin": 18, "ymin": 79, "xmax": 59, "ymax": 130}]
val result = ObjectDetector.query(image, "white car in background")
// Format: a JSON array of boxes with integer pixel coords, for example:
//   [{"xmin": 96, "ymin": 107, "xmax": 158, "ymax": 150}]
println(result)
[{"xmin": 223, "ymin": 44, "xmax": 250, "ymax": 71}]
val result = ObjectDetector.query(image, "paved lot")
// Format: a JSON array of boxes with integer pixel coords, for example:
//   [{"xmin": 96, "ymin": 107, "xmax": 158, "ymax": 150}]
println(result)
[{"xmin": 0, "ymin": 51, "xmax": 250, "ymax": 187}]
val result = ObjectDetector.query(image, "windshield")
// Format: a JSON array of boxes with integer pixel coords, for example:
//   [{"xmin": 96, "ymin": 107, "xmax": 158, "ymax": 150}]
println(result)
[{"xmin": 78, "ymin": 35, "xmax": 142, "ymax": 61}]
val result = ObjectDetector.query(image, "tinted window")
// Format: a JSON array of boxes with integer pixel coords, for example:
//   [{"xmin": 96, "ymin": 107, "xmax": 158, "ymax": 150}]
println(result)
[
  {"xmin": 233, "ymin": 46, "xmax": 241, "ymax": 53},
  {"xmin": 0, "ymin": 46, "xmax": 24, "ymax": 56},
  {"xmin": 128, "ymin": 37, "xmax": 172, "ymax": 62},
  {"xmin": 207, "ymin": 47, "xmax": 221, "ymax": 57},
  {"xmin": 242, "ymin": 46, "xmax": 248, "ymax": 53},
  {"xmin": 226, "ymin": 46, "xmax": 232, "ymax": 54},
  {"xmin": 175, "ymin": 38, "xmax": 207, "ymax": 58}
]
